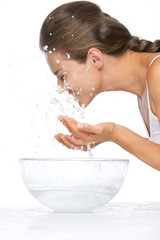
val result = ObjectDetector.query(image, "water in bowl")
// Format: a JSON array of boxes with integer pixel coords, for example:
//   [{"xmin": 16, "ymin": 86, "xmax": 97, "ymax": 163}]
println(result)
[{"xmin": 30, "ymin": 188, "xmax": 117, "ymax": 213}]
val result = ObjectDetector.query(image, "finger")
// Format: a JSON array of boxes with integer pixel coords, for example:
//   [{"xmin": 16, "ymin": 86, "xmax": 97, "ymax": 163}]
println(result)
[
  {"xmin": 77, "ymin": 122, "xmax": 95, "ymax": 133},
  {"xmin": 59, "ymin": 115, "xmax": 96, "ymax": 134},
  {"xmin": 59, "ymin": 115, "xmax": 78, "ymax": 126},
  {"xmin": 62, "ymin": 116, "xmax": 94, "ymax": 133},
  {"xmin": 55, "ymin": 134, "xmax": 63, "ymax": 144},
  {"xmin": 57, "ymin": 134, "xmax": 75, "ymax": 149},
  {"xmin": 66, "ymin": 135, "xmax": 86, "ymax": 146},
  {"xmin": 59, "ymin": 116, "xmax": 96, "ymax": 142},
  {"xmin": 59, "ymin": 116, "xmax": 78, "ymax": 134},
  {"xmin": 62, "ymin": 134, "xmax": 88, "ymax": 150},
  {"xmin": 66, "ymin": 135, "xmax": 97, "ymax": 151}
]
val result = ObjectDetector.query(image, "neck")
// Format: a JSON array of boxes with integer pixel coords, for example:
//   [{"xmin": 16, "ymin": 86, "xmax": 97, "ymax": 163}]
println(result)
[{"xmin": 100, "ymin": 50, "xmax": 152, "ymax": 98}]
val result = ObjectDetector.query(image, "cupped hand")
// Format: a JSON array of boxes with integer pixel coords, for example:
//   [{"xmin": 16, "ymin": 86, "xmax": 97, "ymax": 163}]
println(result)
[{"xmin": 55, "ymin": 115, "xmax": 115, "ymax": 151}]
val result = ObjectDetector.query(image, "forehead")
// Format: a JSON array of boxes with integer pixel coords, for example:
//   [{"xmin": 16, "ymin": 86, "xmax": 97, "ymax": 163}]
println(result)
[
  {"xmin": 46, "ymin": 51, "xmax": 65, "ymax": 64},
  {"xmin": 46, "ymin": 52, "xmax": 67, "ymax": 73}
]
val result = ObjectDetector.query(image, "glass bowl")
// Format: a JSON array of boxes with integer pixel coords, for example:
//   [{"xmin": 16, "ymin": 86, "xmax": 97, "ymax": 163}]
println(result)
[{"xmin": 19, "ymin": 158, "xmax": 129, "ymax": 212}]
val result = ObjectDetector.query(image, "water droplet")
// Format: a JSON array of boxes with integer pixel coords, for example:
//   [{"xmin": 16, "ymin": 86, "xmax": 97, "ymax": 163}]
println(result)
[
  {"xmin": 56, "ymin": 59, "xmax": 60, "ymax": 64},
  {"xmin": 61, "ymin": 36, "xmax": 64, "ymax": 39},
  {"xmin": 80, "ymin": 88, "xmax": 83, "ymax": 91},
  {"xmin": 53, "ymin": 48, "xmax": 56, "ymax": 51},
  {"xmin": 72, "ymin": 34, "xmax": 74, "ymax": 37},
  {"xmin": 87, "ymin": 143, "xmax": 94, "ymax": 158},
  {"xmin": 92, "ymin": 87, "xmax": 95, "ymax": 91},
  {"xmin": 49, "ymin": 16, "xmax": 54, "ymax": 20},
  {"xmin": 66, "ymin": 53, "xmax": 71, "ymax": 59},
  {"xmin": 87, "ymin": 143, "xmax": 91, "ymax": 151},
  {"xmin": 85, "ymin": 66, "xmax": 90, "ymax": 71},
  {"xmin": 50, "ymin": 33, "xmax": 53, "ymax": 36},
  {"xmin": 49, "ymin": 50, "xmax": 52, "ymax": 55},
  {"xmin": 90, "ymin": 93, "xmax": 93, "ymax": 96},
  {"xmin": 72, "ymin": 15, "xmax": 75, "ymax": 18},
  {"xmin": 81, "ymin": 104, "xmax": 85, "ymax": 109},
  {"xmin": 73, "ymin": 73, "xmax": 77, "ymax": 78},
  {"xmin": 76, "ymin": 91, "xmax": 80, "ymax": 95},
  {"xmin": 43, "ymin": 45, "xmax": 48, "ymax": 51},
  {"xmin": 62, "ymin": 65, "xmax": 65, "ymax": 68}
]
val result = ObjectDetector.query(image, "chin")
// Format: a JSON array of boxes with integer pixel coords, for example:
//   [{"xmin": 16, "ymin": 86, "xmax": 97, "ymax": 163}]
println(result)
[{"xmin": 79, "ymin": 96, "xmax": 95, "ymax": 108}]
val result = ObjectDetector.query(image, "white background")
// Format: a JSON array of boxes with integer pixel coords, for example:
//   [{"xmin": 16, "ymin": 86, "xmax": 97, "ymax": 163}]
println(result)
[{"xmin": 0, "ymin": 0, "xmax": 160, "ymax": 208}]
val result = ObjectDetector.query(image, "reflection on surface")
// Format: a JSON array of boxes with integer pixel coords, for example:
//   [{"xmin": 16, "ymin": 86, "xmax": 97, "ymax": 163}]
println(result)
[{"xmin": 0, "ymin": 202, "xmax": 160, "ymax": 240}]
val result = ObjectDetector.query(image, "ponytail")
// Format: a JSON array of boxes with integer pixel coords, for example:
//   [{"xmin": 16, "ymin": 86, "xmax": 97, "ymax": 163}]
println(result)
[{"xmin": 127, "ymin": 36, "xmax": 160, "ymax": 53}]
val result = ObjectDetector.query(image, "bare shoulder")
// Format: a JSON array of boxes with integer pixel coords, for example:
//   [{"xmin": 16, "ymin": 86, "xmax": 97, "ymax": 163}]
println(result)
[{"xmin": 147, "ymin": 57, "xmax": 160, "ymax": 121}]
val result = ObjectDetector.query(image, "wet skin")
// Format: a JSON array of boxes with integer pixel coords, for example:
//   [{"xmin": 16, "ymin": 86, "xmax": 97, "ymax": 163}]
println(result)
[
  {"xmin": 46, "ymin": 48, "xmax": 113, "ymax": 149},
  {"xmin": 46, "ymin": 49, "xmax": 103, "ymax": 107}
]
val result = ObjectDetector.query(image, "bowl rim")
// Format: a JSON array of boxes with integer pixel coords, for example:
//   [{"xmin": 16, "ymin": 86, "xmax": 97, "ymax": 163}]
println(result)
[{"xmin": 19, "ymin": 157, "xmax": 129, "ymax": 162}]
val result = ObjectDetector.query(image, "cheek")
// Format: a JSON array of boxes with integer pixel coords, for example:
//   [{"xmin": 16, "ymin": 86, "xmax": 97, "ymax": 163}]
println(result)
[
  {"xmin": 67, "ymin": 70, "xmax": 98, "ymax": 97},
  {"xmin": 80, "ymin": 73, "xmax": 97, "ymax": 94}
]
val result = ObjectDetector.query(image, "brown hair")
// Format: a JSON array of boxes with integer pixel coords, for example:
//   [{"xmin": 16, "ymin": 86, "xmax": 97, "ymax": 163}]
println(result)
[{"xmin": 39, "ymin": 1, "xmax": 160, "ymax": 62}]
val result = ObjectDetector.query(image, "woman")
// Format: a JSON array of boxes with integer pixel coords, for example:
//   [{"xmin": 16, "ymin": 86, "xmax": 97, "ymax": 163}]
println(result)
[{"xmin": 39, "ymin": 1, "xmax": 160, "ymax": 170}]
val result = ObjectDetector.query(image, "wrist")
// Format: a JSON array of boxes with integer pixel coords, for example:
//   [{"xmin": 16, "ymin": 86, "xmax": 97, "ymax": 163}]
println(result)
[{"xmin": 104, "ymin": 122, "xmax": 117, "ymax": 142}]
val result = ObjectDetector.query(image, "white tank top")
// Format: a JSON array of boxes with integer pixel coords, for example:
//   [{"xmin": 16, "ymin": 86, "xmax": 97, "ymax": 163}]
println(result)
[{"xmin": 146, "ymin": 55, "xmax": 160, "ymax": 144}]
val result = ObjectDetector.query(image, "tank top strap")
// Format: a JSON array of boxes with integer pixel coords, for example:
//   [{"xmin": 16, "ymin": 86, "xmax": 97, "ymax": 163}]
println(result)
[
  {"xmin": 146, "ymin": 81, "xmax": 151, "ymax": 113},
  {"xmin": 148, "ymin": 55, "xmax": 160, "ymax": 68},
  {"xmin": 146, "ymin": 80, "xmax": 157, "ymax": 119}
]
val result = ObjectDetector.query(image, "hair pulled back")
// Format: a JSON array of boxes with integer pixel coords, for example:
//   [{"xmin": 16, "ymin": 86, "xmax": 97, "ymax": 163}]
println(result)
[{"xmin": 40, "ymin": 1, "xmax": 160, "ymax": 62}]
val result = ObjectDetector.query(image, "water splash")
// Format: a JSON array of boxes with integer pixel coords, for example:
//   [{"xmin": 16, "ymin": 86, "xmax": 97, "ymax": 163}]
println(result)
[
  {"xmin": 29, "ymin": 82, "xmax": 96, "ymax": 158},
  {"xmin": 87, "ymin": 143, "xmax": 94, "ymax": 158},
  {"xmin": 12, "ymin": 46, "xmax": 95, "ymax": 159},
  {"xmin": 66, "ymin": 53, "xmax": 71, "ymax": 59},
  {"xmin": 43, "ymin": 45, "xmax": 48, "ymax": 51}
]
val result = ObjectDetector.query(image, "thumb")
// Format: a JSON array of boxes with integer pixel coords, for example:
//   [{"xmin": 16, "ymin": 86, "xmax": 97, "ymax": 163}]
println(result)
[{"xmin": 77, "ymin": 122, "xmax": 95, "ymax": 133}]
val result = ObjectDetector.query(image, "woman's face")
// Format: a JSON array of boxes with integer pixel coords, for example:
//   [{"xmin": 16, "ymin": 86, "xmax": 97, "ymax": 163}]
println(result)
[{"xmin": 46, "ymin": 51, "xmax": 102, "ymax": 107}]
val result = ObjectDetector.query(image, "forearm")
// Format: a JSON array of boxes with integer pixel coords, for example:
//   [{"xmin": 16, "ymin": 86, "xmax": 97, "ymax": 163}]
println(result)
[
  {"xmin": 56, "ymin": 116, "xmax": 160, "ymax": 170},
  {"xmin": 111, "ymin": 123, "xmax": 160, "ymax": 171}
]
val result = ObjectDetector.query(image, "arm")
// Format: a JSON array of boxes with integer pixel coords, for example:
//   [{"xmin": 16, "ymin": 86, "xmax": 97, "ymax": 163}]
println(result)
[
  {"xmin": 112, "ymin": 123, "xmax": 160, "ymax": 171},
  {"xmin": 55, "ymin": 116, "xmax": 160, "ymax": 171}
]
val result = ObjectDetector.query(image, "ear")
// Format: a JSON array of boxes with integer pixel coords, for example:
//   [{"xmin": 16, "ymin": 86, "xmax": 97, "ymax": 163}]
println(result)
[{"xmin": 87, "ymin": 48, "xmax": 104, "ymax": 70}]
